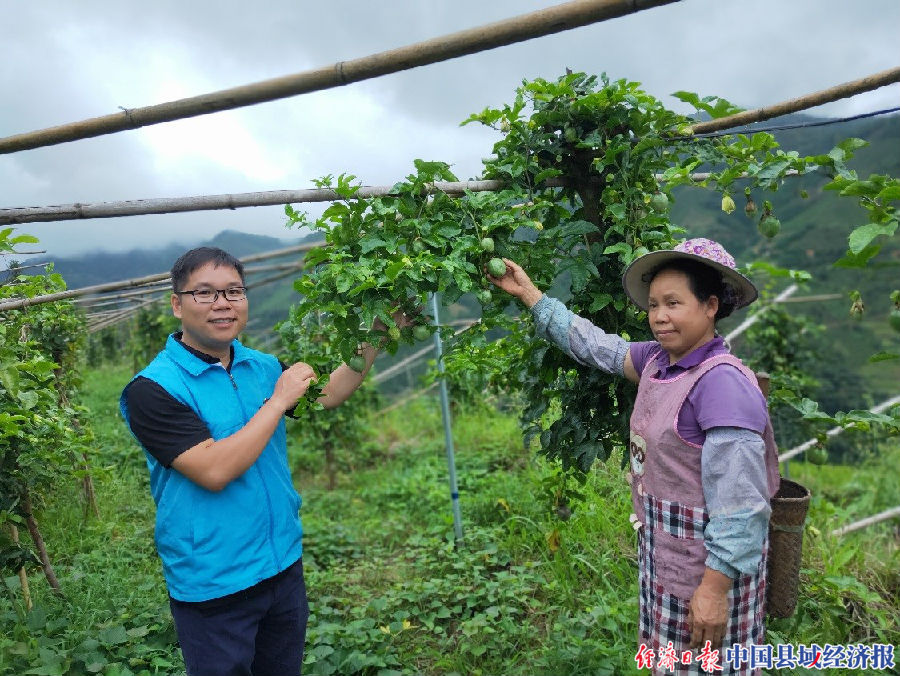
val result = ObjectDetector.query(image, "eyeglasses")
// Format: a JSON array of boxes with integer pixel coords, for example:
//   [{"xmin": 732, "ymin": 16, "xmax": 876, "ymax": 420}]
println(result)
[{"xmin": 177, "ymin": 287, "xmax": 247, "ymax": 304}]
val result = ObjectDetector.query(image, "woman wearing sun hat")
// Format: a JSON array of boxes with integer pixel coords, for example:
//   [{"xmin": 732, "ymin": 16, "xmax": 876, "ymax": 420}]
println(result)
[{"xmin": 489, "ymin": 238, "xmax": 780, "ymax": 675}]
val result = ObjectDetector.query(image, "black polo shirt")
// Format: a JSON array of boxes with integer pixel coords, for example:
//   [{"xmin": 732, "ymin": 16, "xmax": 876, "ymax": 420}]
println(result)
[{"xmin": 124, "ymin": 334, "xmax": 290, "ymax": 468}]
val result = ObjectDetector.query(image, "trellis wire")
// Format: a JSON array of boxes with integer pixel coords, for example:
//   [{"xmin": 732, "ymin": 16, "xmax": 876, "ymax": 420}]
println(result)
[
  {"xmin": 687, "ymin": 66, "xmax": 900, "ymax": 135},
  {"xmin": 84, "ymin": 263, "xmax": 305, "ymax": 332},
  {"xmin": 0, "ymin": 0, "xmax": 677, "ymax": 155},
  {"xmin": 77, "ymin": 262, "xmax": 303, "ymax": 309},
  {"xmin": 0, "ymin": 243, "xmax": 318, "ymax": 311}
]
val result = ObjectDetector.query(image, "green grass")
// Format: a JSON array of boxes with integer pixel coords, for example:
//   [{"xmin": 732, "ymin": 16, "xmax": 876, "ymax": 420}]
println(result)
[{"xmin": 1, "ymin": 364, "xmax": 897, "ymax": 675}]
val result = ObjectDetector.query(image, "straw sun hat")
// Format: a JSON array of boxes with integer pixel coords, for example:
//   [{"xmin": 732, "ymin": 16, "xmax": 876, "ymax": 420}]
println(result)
[{"xmin": 622, "ymin": 238, "xmax": 758, "ymax": 312}]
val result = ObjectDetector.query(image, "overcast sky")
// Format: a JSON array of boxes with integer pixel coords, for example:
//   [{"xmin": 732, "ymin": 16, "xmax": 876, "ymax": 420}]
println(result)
[{"xmin": 1, "ymin": 0, "xmax": 898, "ymax": 260}]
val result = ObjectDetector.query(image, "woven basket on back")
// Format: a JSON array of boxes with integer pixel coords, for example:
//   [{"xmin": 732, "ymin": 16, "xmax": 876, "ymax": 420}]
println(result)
[{"xmin": 767, "ymin": 477, "xmax": 811, "ymax": 618}]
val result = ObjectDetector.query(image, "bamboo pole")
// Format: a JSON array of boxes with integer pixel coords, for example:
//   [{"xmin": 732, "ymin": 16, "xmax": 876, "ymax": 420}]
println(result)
[
  {"xmin": 0, "ymin": 243, "xmax": 319, "ymax": 311},
  {"xmin": 778, "ymin": 393, "xmax": 900, "ymax": 462},
  {"xmin": 87, "ymin": 297, "xmax": 161, "ymax": 333},
  {"xmin": 724, "ymin": 284, "xmax": 798, "ymax": 343},
  {"xmin": 0, "ymin": 172, "xmax": 792, "ymax": 226},
  {"xmin": 0, "ymin": 0, "xmax": 677, "ymax": 155},
  {"xmin": 376, "ymin": 382, "xmax": 440, "ymax": 416},
  {"xmin": 0, "ymin": 181, "xmax": 514, "ymax": 225},
  {"xmin": 372, "ymin": 320, "xmax": 479, "ymax": 384},
  {"xmin": 21, "ymin": 490, "xmax": 61, "ymax": 594},
  {"xmin": 831, "ymin": 506, "xmax": 900, "ymax": 537},
  {"xmin": 689, "ymin": 66, "xmax": 900, "ymax": 135}
]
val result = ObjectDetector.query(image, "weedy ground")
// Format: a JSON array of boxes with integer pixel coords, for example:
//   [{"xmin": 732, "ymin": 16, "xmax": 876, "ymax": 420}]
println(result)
[{"xmin": 1, "ymin": 363, "xmax": 897, "ymax": 675}]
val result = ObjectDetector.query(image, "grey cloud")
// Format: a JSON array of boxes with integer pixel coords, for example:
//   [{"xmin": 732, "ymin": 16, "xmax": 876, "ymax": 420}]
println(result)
[{"xmin": 2, "ymin": 0, "xmax": 898, "ymax": 258}]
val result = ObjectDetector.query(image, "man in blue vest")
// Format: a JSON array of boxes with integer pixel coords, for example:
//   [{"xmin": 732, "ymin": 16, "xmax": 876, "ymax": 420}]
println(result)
[{"xmin": 121, "ymin": 246, "xmax": 398, "ymax": 676}]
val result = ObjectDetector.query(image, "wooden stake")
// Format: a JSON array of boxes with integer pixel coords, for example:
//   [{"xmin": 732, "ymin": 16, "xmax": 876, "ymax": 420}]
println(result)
[
  {"xmin": 9, "ymin": 525, "xmax": 33, "ymax": 611},
  {"xmin": 21, "ymin": 489, "xmax": 61, "ymax": 594}
]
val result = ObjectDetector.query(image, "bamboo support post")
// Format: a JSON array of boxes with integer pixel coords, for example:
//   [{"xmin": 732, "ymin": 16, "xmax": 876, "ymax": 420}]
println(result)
[
  {"xmin": 77, "ymin": 262, "xmax": 303, "ymax": 309},
  {"xmin": 831, "ymin": 506, "xmax": 900, "ymax": 537},
  {"xmin": 0, "ymin": 0, "xmax": 677, "ymax": 155},
  {"xmin": 85, "ymin": 262, "xmax": 304, "ymax": 332},
  {"xmin": 376, "ymin": 382, "xmax": 440, "ymax": 416},
  {"xmin": 688, "ymin": 66, "xmax": 900, "ymax": 135},
  {"xmin": 779, "ymin": 394, "xmax": 900, "ymax": 462},
  {"xmin": 0, "ymin": 180, "xmax": 515, "ymax": 225},
  {"xmin": 724, "ymin": 284, "xmax": 798, "ymax": 343}
]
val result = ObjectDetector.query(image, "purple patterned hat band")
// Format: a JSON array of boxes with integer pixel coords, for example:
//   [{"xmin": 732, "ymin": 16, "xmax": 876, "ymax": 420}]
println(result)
[{"xmin": 673, "ymin": 238, "xmax": 737, "ymax": 269}]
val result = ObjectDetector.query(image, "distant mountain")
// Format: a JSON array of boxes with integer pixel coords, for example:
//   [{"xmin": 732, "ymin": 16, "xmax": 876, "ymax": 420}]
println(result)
[{"xmin": 671, "ymin": 111, "xmax": 900, "ymax": 408}]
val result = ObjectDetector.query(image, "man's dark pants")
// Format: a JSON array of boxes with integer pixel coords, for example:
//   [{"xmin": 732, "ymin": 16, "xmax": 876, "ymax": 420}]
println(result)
[{"xmin": 169, "ymin": 558, "xmax": 309, "ymax": 676}]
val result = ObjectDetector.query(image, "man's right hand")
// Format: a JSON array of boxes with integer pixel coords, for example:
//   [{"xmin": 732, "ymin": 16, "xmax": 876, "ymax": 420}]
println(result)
[
  {"xmin": 270, "ymin": 362, "xmax": 317, "ymax": 409},
  {"xmin": 486, "ymin": 258, "xmax": 543, "ymax": 308}
]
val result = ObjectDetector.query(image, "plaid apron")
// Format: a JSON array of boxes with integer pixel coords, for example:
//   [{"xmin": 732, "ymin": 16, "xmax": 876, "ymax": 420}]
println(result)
[
  {"xmin": 637, "ymin": 493, "xmax": 768, "ymax": 675},
  {"xmin": 630, "ymin": 353, "xmax": 776, "ymax": 675}
]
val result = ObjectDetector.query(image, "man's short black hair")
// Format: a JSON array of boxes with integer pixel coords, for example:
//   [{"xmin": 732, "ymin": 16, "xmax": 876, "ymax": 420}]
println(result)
[{"xmin": 171, "ymin": 247, "xmax": 245, "ymax": 293}]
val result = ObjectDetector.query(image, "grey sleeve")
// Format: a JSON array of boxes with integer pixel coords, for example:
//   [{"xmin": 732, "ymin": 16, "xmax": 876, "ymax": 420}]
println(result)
[
  {"xmin": 530, "ymin": 295, "xmax": 627, "ymax": 376},
  {"xmin": 702, "ymin": 426, "xmax": 772, "ymax": 578}
]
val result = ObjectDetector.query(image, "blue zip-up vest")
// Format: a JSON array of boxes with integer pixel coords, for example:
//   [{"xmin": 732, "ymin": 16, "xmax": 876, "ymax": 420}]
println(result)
[{"xmin": 120, "ymin": 334, "xmax": 303, "ymax": 602}]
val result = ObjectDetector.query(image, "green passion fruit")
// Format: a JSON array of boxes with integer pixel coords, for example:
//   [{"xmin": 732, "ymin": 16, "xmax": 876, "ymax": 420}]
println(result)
[
  {"xmin": 758, "ymin": 215, "xmax": 781, "ymax": 238},
  {"xmin": 480, "ymin": 237, "xmax": 495, "ymax": 253},
  {"xmin": 348, "ymin": 355, "xmax": 366, "ymax": 373},
  {"xmin": 649, "ymin": 192, "xmax": 669, "ymax": 213},
  {"xmin": 806, "ymin": 446, "xmax": 828, "ymax": 465},
  {"xmin": 413, "ymin": 325, "xmax": 431, "ymax": 341},
  {"xmin": 889, "ymin": 308, "xmax": 900, "ymax": 333},
  {"xmin": 487, "ymin": 258, "xmax": 507, "ymax": 277}
]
